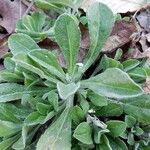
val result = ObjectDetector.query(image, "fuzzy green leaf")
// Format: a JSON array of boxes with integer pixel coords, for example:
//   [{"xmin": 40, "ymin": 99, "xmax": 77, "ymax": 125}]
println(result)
[
  {"xmin": 57, "ymin": 82, "xmax": 80, "ymax": 100},
  {"xmin": 83, "ymin": 3, "xmax": 114, "ymax": 71},
  {"xmin": 81, "ymin": 68, "xmax": 143, "ymax": 99},
  {"xmin": 8, "ymin": 33, "xmax": 39, "ymax": 55},
  {"xmin": 55, "ymin": 14, "xmax": 80, "ymax": 73},
  {"xmin": 122, "ymin": 94, "xmax": 150, "ymax": 124},
  {"xmin": 0, "ymin": 120, "xmax": 21, "ymax": 137},
  {"xmin": 108, "ymin": 136, "xmax": 128, "ymax": 150},
  {"xmin": 73, "ymin": 122, "xmax": 93, "ymax": 145},
  {"xmin": 88, "ymin": 91, "xmax": 108, "ymax": 106},
  {"xmin": 0, "ymin": 83, "xmax": 24, "ymax": 102},
  {"xmin": 96, "ymin": 102, "xmax": 123, "ymax": 117},
  {"xmin": 28, "ymin": 49, "xmax": 65, "ymax": 81},
  {"xmin": 37, "ymin": 107, "xmax": 71, "ymax": 150},
  {"xmin": 0, "ymin": 134, "xmax": 20, "ymax": 150},
  {"xmin": 106, "ymin": 120, "xmax": 127, "ymax": 137}
]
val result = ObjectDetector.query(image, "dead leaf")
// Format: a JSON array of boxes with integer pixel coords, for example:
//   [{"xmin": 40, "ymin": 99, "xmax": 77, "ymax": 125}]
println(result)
[
  {"xmin": 81, "ymin": 0, "xmax": 148, "ymax": 14},
  {"xmin": 101, "ymin": 20, "xmax": 137, "ymax": 53},
  {"xmin": 136, "ymin": 6, "xmax": 150, "ymax": 32},
  {"xmin": 0, "ymin": 0, "xmax": 27, "ymax": 34}
]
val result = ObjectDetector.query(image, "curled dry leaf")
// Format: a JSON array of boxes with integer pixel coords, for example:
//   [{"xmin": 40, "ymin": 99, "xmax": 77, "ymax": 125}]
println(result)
[{"xmin": 0, "ymin": 0, "xmax": 27, "ymax": 34}]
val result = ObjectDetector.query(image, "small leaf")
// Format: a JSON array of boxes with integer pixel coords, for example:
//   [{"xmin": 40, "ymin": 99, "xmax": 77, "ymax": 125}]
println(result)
[
  {"xmin": 135, "ymin": 127, "xmax": 144, "ymax": 136},
  {"xmin": 57, "ymin": 82, "xmax": 80, "ymax": 100},
  {"xmin": 8, "ymin": 33, "xmax": 39, "ymax": 55},
  {"xmin": 88, "ymin": 91, "xmax": 108, "ymax": 106},
  {"xmin": 128, "ymin": 67, "xmax": 147, "ymax": 83},
  {"xmin": 79, "ymin": 95, "xmax": 89, "ymax": 114},
  {"xmin": 106, "ymin": 120, "xmax": 127, "ymax": 137},
  {"xmin": 73, "ymin": 122, "xmax": 93, "ymax": 145},
  {"xmin": 48, "ymin": 91, "xmax": 59, "ymax": 112},
  {"xmin": 36, "ymin": 103, "xmax": 50, "ymax": 115},
  {"xmin": 96, "ymin": 135, "xmax": 112, "ymax": 150},
  {"xmin": 123, "ymin": 59, "xmax": 140, "ymax": 72},
  {"xmin": 96, "ymin": 101, "xmax": 123, "ymax": 117},
  {"xmin": 81, "ymin": 68, "xmax": 143, "ymax": 99},
  {"xmin": 83, "ymin": 2, "xmax": 114, "ymax": 71},
  {"xmin": 108, "ymin": 136, "xmax": 128, "ymax": 150},
  {"xmin": 55, "ymin": 14, "xmax": 80, "ymax": 73},
  {"xmin": 101, "ymin": 55, "xmax": 123, "ymax": 71},
  {"xmin": 127, "ymin": 133, "xmax": 134, "ymax": 145},
  {"xmin": 71, "ymin": 106, "xmax": 85, "ymax": 125},
  {"xmin": 24, "ymin": 112, "xmax": 45, "ymax": 126},
  {"xmin": 37, "ymin": 107, "xmax": 71, "ymax": 150},
  {"xmin": 125, "ymin": 115, "xmax": 136, "ymax": 128}
]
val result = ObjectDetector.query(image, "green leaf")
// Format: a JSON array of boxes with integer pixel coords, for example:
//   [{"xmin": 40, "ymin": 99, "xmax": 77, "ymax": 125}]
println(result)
[
  {"xmin": 0, "ymin": 134, "xmax": 20, "ymax": 150},
  {"xmin": 37, "ymin": 107, "xmax": 71, "ymax": 150},
  {"xmin": 81, "ymin": 68, "xmax": 143, "ymax": 99},
  {"xmin": 106, "ymin": 120, "xmax": 127, "ymax": 137},
  {"xmin": 108, "ymin": 136, "xmax": 128, "ymax": 150},
  {"xmin": 24, "ymin": 112, "xmax": 45, "ymax": 126},
  {"xmin": 36, "ymin": 103, "xmax": 50, "ymax": 115},
  {"xmin": 73, "ymin": 122, "xmax": 93, "ymax": 145},
  {"xmin": 55, "ymin": 14, "xmax": 80, "ymax": 73},
  {"xmin": 17, "ymin": 12, "xmax": 46, "ymax": 32},
  {"xmin": 0, "ymin": 120, "xmax": 21, "ymax": 137},
  {"xmin": 125, "ymin": 115, "xmax": 136, "ymax": 128},
  {"xmin": 12, "ymin": 125, "xmax": 28, "ymax": 149},
  {"xmin": 88, "ymin": 91, "xmax": 108, "ymax": 107},
  {"xmin": 79, "ymin": 95, "xmax": 89, "ymax": 114},
  {"xmin": 96, "ymin": 135, "xmax": 112, "ymax": 150},
  {"xmin": 28, "ymin": 49, "xmax": 65, "ymax": 81},
  {"xmin": 123, "ymin": 59, "xmax": 140, "ymax": 72},
  {"xmin": 114, "ymin": 48, "xmax": 123, "ymax": 60},
  {"xmin": 122, "ymin": 94, "xmax": 150, "ymax": 124},
  {"xmin": 8, "ymin": 33, "xmax": 39, "ymax": 55},
  {"xmin": 128, "ymin": 67, "xmax": 147, "ymax": 83},
  {"xmin": 0, "ymin": 70, "xmax": 23, "ymax": 82},
  {"xmin": 57, "ymin": 82, "xmax": 80, "ymax": 100},
  {"xmin": 96, "ymin": 101, "xmax": 123, "ymax": 117},
  {"xmin": 103, "ymin": 55, "xmax": 123, "ymax": 70},
  {"xmin": 48, "ymin": 91, "xmax": 59, "ymax": 112},
  {"xmin": 83, "ymin": 2, "xmax": 114, "ymax": 72},
  {"xmin": 0, "ymin": 83, "xmax": 24, "ymax": 102},
  {"xmin": 127, "ymin": 133, "xmax": 134, "ymax": 145},
  {"xmin": 135, "ymin": 127, "xmax": 144, "ymax": 136},
  {"xmin": 4, "ymin": 57, "xmax": 15, "ymax": 72},
  {"xmin": 71, "ymin": 106, "xmax": 85, "ymax": 125},
  {"xmin": 12, "ymin": 52, "xmax": 45, "ymax": 78}
]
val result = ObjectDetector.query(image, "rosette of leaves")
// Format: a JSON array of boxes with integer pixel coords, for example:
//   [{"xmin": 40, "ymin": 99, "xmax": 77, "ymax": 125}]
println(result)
[
  {"xmin": 16, "ymin": 12, "xmax": 55, "ymax": 41},
  {"xmin": 0, "ymin": 2, "xmax": 149, "ymax": 150}
]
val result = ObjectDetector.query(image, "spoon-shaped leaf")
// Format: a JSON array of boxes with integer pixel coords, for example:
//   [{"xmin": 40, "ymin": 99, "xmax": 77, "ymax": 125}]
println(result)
[
  {"xmin": 81, "ymin": 68, "xmax": 143, "ymax": 99},
  {"xmin": 55, "ymin": 14, "xmax": 80, "ymax": 74},
  {"xmin": 8, "ymin": 33, "xmax": 39, "ymax": 55},
  {"xmin": 83, "ymin": 2, "xmax": 114, "ymax": 72}
]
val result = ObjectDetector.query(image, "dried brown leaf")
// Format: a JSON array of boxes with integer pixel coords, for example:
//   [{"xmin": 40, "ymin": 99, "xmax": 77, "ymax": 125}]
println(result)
[{"xmin": 0, "ymin": 0, "xmax": 27, "ymax": 34}]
